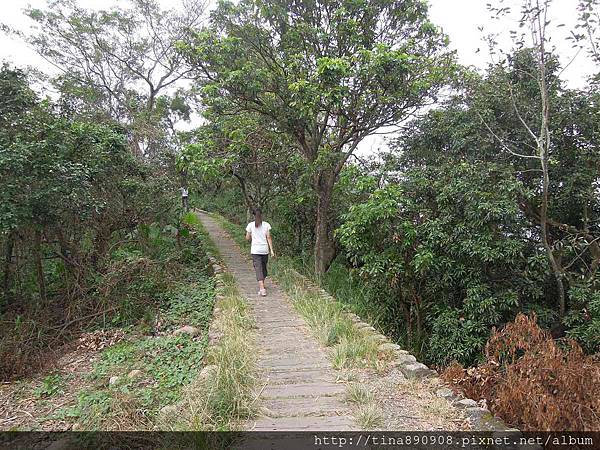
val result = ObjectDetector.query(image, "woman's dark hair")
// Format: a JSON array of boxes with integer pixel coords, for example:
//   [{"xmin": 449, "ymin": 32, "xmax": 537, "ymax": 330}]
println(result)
[{"xmin": 253, "ymin": 208, "xmax": 262, "ymax": 227}]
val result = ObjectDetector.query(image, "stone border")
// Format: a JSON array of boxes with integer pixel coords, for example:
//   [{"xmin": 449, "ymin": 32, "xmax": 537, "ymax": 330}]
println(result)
[
  {"xmin": 291, "ymin": 271, "xmax": 516, "ymax": 432},
  {"xmin": 203, "ymin": 248, "xmax": 226, "ymax": 348}
]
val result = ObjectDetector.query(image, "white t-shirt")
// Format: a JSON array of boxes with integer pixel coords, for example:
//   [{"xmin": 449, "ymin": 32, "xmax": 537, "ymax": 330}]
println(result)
[
  {"xmin": 246, "ymin": 221, "xmax": 271, "ymax": 255},
  {"xmin": 179, "ymin": 187, "xmax": 189, "ymax": 197}
]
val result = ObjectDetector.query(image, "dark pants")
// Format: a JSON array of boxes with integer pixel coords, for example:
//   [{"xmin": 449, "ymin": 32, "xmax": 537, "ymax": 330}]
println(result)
[
  {"xmin": 182, "ymin": 196, "xmax": 189, "ymax": 211},
  {"xmin": 252, "ymin": 254, "xmax": 269, "ymax": 281}
]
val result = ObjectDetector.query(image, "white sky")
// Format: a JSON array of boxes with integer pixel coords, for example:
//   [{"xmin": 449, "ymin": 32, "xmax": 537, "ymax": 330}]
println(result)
[{"xmin": 1, "ymin": 0, "xmax": 597, "ymax": 152}]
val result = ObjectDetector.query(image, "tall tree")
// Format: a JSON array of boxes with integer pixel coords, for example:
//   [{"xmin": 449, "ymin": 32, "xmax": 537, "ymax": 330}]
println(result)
[
  {"xmin": 22, "ymin": 0, "xmax": 205, "ymax": 158},
  {"xmin": 181, "ymin": 0, "xmax": 454, "ymax": 273}
]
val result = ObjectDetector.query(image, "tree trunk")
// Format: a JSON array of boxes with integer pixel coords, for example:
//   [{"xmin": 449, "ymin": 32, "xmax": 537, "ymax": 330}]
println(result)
[
  {"xmin": 536, "ymin": 26, "xmax": 566, "ymax": 317},
  {"xmin": 2, "ymin": 232, "xmax": 14, "ymax": 306},
  {"xmin": 314, "ymin": 171, "xmax": 336, "ymax": 274},
  {"xmin": 34, "ymin": 229, "xmax": 47, "ymax": 303}
]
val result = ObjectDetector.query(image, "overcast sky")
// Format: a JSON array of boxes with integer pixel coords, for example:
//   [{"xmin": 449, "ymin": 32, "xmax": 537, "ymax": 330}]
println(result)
[{"xmin": 1, "ymin": 0, "xmax": 596, "ymax": 153}]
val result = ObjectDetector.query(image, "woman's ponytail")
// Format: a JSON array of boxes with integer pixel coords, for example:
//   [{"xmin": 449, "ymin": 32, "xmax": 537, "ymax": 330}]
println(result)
[{"xmin": 253, "ymin": 208, "xmax": 262, "ymax": 227}]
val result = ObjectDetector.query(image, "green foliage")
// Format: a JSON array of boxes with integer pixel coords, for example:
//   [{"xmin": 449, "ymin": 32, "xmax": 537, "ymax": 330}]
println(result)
[
  {"xmin": 34, "ymin": 374, "xmax": 65, "ymax": 399},
  {"xmin": 74, "ymin": 227, "xmax": 215, "ymax": 428},
  {"xmin": 337, "ymin": 162, "xmax": 529, "ymax": 364},
  {"xmin": 161, "ymin": 281, "xmax": 214, "ymax": 330},
  {"xmin": 564, "ymin": 282, "xmax": 600, "ymax": 353}
]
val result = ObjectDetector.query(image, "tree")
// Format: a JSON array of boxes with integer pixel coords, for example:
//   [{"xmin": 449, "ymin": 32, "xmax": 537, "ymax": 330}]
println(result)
[
  {"xmin": 574, "ymin": 0, "xmax": 600, "ymax": 66},
  {"xmin": 0, "ymin": 65, "xmax": 37, "ymax": 304},
  {"xmin": 181, "ymin": 0, "xmax": 454, "ymax": 273},
  {"xmin": 179, "ymin": 111, "xmax": 295, "ymax": 217},
  {"xmin": 387, "ymin": 46, "xmax": 600, "ymax": 352},
  {"xmin": 21, "ymin": 0, "xmax": 205, "ymax": 158},
  {"xmin": 337, "ymin": 162, "xmax": 528, "ymax": 364},
  {"xmin": 0, "ymin": 64, "xmax": 174, "ymax": 310}
]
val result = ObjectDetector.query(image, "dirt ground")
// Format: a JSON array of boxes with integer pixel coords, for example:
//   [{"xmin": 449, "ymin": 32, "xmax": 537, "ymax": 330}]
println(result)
[{"xmin": 0, "ymin": 329, "xmax": 125, "ymax": 431}]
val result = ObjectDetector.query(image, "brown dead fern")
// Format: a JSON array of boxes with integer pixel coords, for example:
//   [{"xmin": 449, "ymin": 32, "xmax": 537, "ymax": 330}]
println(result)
[{"xmin": 442, "ymin": 313, "xmax": 600, "ymax": 431}]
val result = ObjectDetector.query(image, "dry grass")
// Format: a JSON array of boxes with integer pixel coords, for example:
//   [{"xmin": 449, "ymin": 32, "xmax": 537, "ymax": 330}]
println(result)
[
  {"xmin": 355, "ymin": 403, "xmax": 384, "ymax": 429},
  {"xmin": 272, "ymin": 261, "xmax": 393, "ymax": 370},
  {"xmin": 345, "ymin": 383, "xmax": 374, "ymax": 405},
  {"xmin": 171, "ymin": 270, "xmax": 258, "ymax": 431}
]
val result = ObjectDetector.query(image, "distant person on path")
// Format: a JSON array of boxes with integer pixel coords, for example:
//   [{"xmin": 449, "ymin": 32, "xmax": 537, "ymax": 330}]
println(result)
[
  {"xmin": 245, "ymin": 209, "xmax": 275, "ymax": 297},
  {"xmin": 179, "ymin": 186, "xmax": 189, "ymax": 211}
]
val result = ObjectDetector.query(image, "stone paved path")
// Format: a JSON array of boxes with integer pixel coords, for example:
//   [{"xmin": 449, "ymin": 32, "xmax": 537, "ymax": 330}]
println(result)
[{"xmin": 198, "ymin": 213, "xmax": 357, "ymax": 431}]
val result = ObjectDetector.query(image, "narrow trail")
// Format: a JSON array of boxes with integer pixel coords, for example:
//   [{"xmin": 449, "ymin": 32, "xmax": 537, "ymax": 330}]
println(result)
[{"xmin": 198, "ymin": 212, "xmax": 357, "ymax": 431}]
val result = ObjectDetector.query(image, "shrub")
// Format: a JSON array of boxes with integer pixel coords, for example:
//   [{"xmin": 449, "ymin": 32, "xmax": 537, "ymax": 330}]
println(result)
[{"xmin": 442, "ymin": 313, "xmax": 600, "ymax": 431}]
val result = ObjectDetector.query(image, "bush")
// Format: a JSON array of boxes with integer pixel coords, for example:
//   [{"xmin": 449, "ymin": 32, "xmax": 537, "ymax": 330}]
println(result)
[{"xmin": 442, "ymin": 313, "xmax": 600, "ymax": 431}]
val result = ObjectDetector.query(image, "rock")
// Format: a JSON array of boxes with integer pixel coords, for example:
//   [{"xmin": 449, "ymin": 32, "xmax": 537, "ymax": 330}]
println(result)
[
  {"xmin": 455, "ymin": 398, "xmax": 479, "ymax": 409},
  {"xmin": 199, "ymin": 364, "xmax": 217, "ymax": 381},
  {"xmin": 370, "ymin": 334, "xmax": 387, "ymax": 343},
  {"xmin": 208, "ymin": 331, "xmax": 222, "ymax": 344},
  {"xmin": 436, "ymin": 387, "xmax": 454, "ymax": 399},
  {"xmin": 378, "ymin": 343, "xmax": 401, "ymax": 352},
  {"xmin": 213, "ymin": 307, "xmax": 222, "ymax": 315},
  {"xmin": 173, "ymin": 325, "xmax": 201, "ymax": 337},
  {"xmin": 466, "ymin": 408, "xmax": 513, "ymax": 432},
  {"xmin": 159, "ymin": 404, "xmax": 179, "ymax": 420},
  {"xmin": 128, "ymin": 369, "xmax": 142, "ymax": 379},
  {"xmin": 465, "ymin": 406, "xmax": 490, "ymax": 419},
  {"xmin": 400, "ymin": 362, "xmax": 435, "ymax": 379},
  {"xmin": 395, "ymin": 354, "xmax": 417, "ymax": 365},
  {"xmin": 108, "ymin": 376, "xmax": 120, "ymax": 386},
  {"xmin": 398, "ymin": 349, "xmax": 409, "ymax": 355},
  {"xmin": 356, "ymin": 323, "xmax": 376, "ymax": 332}
]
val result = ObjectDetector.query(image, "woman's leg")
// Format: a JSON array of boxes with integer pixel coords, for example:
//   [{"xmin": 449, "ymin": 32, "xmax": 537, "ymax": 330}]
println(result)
[
  {"xmin": 262, "ymin": 254, "xmax": 269, "ymax": 280},
  {"xmin": 252, "ymin": 254, "xmax": 266, "ymax": 294}
]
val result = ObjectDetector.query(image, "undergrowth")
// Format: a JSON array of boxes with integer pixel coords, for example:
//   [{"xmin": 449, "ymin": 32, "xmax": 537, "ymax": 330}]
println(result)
[
  {"xmin": 44, "ymin": 213, "xmax": 217, "ymax": 430},
  {"xmin": 442, "ymin": 313, "xmax": 600, "ymax": 431},
  {"xmin": 0, "ymin": 210, "xmax": 214, "ymax": 381}
]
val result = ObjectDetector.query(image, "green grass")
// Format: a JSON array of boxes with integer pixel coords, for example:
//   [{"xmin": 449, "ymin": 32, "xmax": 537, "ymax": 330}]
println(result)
[
  {"xmin": 284, "ymin": 257, "xmax": 393, "ymax": 340},
  {"xmin": 270, "ymin": 258, "xmax": 391, "ymax": 369}
]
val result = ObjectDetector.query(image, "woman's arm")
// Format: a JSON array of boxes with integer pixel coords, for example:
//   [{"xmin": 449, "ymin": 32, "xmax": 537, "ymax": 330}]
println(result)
[
  {"xmin": 267, "ymin": 231, "xmax": 275, "ymax": 257},
  {"xmin": 246, "ymin": 231, "xmax": 251, "ymax": 241}
]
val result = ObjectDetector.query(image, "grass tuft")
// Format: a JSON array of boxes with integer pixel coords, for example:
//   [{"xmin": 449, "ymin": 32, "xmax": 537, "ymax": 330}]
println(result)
[
  {"xmin": 355, "ymin": 403, "xmax": 384, "ymax": 429},
  {"xmin": 345, "ymin": 383, "xmax": 374, "ymax": 405}
]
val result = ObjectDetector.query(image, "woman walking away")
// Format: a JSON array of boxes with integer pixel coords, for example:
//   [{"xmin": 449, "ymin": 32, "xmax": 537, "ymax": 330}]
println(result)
[{"xmin": 246, "ymin": 209, "xmax": 275, "ymax": 297}]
